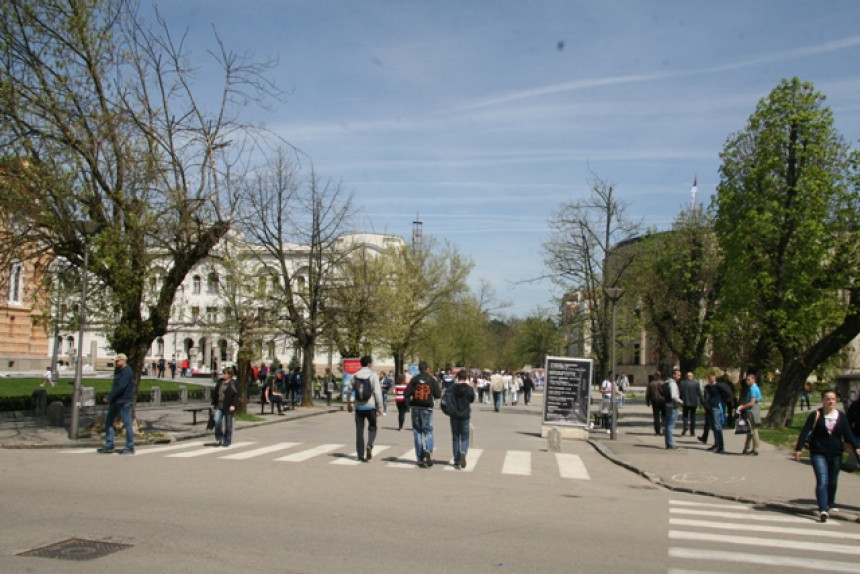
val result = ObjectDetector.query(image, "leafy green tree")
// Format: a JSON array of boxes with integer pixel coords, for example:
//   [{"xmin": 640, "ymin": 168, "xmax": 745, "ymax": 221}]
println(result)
[
  {"xmin": 712, "ymin": 77, "xmax": 860, "ymax": 426},
  {"xmin": 0, "ymin": 0, "xmax": 278, "ymax": 404},
  {"xmin": 508, "ymin": 309, "xmax": 562, "ymax": 370},
  {"xmin": 377, "ymin": 239, "xmax": 472, "ymax": 375},
  {"xmin": 624, "ymin": 209, "xmax": 721, "ymax": 374}
]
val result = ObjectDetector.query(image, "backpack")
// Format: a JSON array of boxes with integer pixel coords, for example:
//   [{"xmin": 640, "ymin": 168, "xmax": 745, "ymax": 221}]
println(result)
[
  {"xmin": 441, "ymin": 391, "xmax": 454, "ymax": 416},
  {"xmin": 660, "ymin": 381, "xmax": 672, "ymax": 403},
  {"xmin": 353, "ymin": 376, "xmax": 373, "ymax": 402}
]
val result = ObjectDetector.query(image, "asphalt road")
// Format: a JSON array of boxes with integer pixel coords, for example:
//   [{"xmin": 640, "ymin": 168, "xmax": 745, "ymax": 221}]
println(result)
[{"xmin": 2, "ymin": 401, "xmax": 859, "ymax": 573}]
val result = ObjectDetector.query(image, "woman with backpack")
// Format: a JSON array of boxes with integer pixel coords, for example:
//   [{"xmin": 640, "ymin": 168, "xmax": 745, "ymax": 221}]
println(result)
[{"xmin": 794, "ymin": 390, "xmax": 860, "ymax": 522}]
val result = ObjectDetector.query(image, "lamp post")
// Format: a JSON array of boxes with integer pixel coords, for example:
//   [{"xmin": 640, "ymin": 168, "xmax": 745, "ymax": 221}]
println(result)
[
  {"xmin": 605, "ymin": 287, "xmax": 625, "ymax": 440},
  {"xmin": 49, "ymin": 267, "xmax": 63, "ymax": 383},
  {"xmin": 69, "ymin": 220, "xmax": 102, "ymax": 440}
]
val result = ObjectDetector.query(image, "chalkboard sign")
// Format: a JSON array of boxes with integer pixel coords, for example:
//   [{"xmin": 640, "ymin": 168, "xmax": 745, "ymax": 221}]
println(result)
[{"xmin": 542, "ymin": 356, "xmax": 592, "ymax": 426}]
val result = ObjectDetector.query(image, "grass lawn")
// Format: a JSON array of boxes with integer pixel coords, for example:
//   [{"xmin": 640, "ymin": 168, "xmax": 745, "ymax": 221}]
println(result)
[{"xmin": 0, "ymin": 377, "xmax": 208, "ymax": 400}]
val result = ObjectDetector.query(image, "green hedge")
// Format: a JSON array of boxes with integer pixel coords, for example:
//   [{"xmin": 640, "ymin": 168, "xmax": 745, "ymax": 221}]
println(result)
[{"xmin": 0, "ymin": 378, "xmax": 208, "ymax": 412}]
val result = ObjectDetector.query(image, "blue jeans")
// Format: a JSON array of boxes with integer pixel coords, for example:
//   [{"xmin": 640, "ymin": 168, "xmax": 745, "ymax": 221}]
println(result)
[
  {"xmin": 492, "ymin": 391, "xmax": 502, "ymax": 411},
  {"xmin": 104, "ymin": 402, "xmax": 134, "ymax": 451},
  {"xmin": 811, "ymin": 453, "xmax": 842, "ymax": 512},
  {"xmin": 664, "ymin": 405, "xmax": 678, "ymax": 447},
  {"xmin": 450, "ymin": 416, "xmax": 470, "ymax": 464},
  {"xmin": 411, "ymin": 407, "xmax": 434, "ymax": 460},
  {"xmin": 708, "ymin": 406, "xmax": 725, "ymax": 449},
  {"xmin": 381, "ymin": 391, "xmax": 389, "ymax": 414},
  {"xmin": 213, "ymin": 408, "xmax": 233, "ymax": 446}
]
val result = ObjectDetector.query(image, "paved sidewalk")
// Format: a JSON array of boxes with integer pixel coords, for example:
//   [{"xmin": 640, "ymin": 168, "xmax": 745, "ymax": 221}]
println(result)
[
  {"xmin": 0, "ymin": 398, "xmax": 339, "ymax": 449},
  {"xmin": 587, "ymin": 399, "xmax": 860, "ymax": 523}
]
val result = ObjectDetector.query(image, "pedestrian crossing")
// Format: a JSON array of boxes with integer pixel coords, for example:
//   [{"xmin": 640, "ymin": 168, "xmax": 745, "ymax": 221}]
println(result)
[
  {"xmin": 59, "ymin": 441, "xmax": 591, "ymax": 479},
  {"xmin": 666, "ymin": 499, "xmax": 860, "ymax": 574}
]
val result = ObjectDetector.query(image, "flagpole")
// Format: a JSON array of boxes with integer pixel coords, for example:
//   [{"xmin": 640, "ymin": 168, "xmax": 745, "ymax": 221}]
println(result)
[{"xmin": 690, "ymin": 174, "xmax": 698, "ymax": 212}]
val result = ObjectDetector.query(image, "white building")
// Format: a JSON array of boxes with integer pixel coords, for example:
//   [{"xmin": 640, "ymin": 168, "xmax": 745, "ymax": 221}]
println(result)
[{"xmin": 52, "ymin": 231, "xmax": 404, "ymax": 375}]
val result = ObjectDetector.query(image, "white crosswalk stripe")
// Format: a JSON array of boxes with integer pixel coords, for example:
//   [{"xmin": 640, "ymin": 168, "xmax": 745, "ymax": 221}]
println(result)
[
  {"xmin": 274, "ymin": 443, "xmax": 342, "ymax": 462},
  {"xmin": 166, "ymin": 441, "xmax": 256, "ymax": 458},
  {"xmin": 331, "ymin": 445, "xmax": 392, "ymax": 465},
  {"xmin": 667, "ymin": 499, "xmax": 859, "ymax": 573},
  {"xmin": 219, "ymin": 442, "xmax": 300, "ymax": 460},
  {"xmin": 58, "ymin": 441, "xmax": 592, "ymax": 479},
  {"xmin": 501, "ymin": 450, "xmax": 531, "ymax": 475},
  {"xmin": 387, "ymin": 448, "xmax": 419, "ymax": 468},
  {"xmin": 555, "ymin": 453, "xmax": 590, "ymax": 479},
  {"xmin": 442, "ymin": 449, "xmax": 484, "ymax": 472}
]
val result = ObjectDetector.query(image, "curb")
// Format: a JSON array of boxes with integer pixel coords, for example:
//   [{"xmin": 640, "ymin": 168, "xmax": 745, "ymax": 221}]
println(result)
[
  {"xmin": 587, "ymin": 438, "xmax": 860, "ymax": 524},
  {"xmin": 0, "ymin": 406, "xmax": 339, "ymax": 450}
]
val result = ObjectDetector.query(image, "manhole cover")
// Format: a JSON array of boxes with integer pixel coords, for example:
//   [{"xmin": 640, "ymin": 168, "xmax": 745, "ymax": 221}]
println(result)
[{"xmin": 19, "ymin": 538, "xmax": 132, "ymax": 561}]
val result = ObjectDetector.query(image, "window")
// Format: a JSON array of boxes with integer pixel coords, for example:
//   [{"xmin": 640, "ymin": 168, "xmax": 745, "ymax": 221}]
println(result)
[
  {"xmin": 191, "ymin": 307, "xmax": 200, "ymax": 323},
  {"xmin": 8, "ymin": 261, "xmax": 23, "ymax": 304},
  {"xmin": 206, "ymin": 307, "xmax": 218, "ymax": 323},
  {"xmin": 207, "ymin": 272, "xmax": 219, "ymax": 294},
  {"xmin": 192, "ymin": 275, "xmax": 201, "ymax": 294}
]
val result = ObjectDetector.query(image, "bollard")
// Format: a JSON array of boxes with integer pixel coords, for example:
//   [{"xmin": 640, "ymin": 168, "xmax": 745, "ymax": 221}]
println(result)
[
  {"xmin": 203, "ymin": 386, "xmax": 211, "ymax": 402},
  {"xmin": 47, "ymin": 401, "xmax": 65, "ymax": 427},
  {"xmin": 150, "ymin": 386, "xmax": 162, "ymax": 406},
  {"xmin": 547, "ymin": 426, "xmax": 562, "ymax": 453},
  {"xmin": 470, "ymin": 422, "xmax": 477, "ymax": 448},
  {"xmin": 179, "ymin": 385, "xmax": 188, "ymax": 404}
]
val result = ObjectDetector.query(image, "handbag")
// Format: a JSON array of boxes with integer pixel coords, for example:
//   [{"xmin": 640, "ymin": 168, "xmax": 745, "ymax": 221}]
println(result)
[
  {"xmin": 734, "ymin": 417, "xmax": 751, "ymax": 435},
  {"xmin": 206, "ymin": 411, "xmax": 215, "ymax": 430}
]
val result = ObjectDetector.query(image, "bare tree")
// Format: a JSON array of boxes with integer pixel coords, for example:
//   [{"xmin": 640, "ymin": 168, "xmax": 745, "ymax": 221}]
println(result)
[
  {"xmin": 0, "ymin": 0, "xmax": 281, "ymax": 408},
  {"xmin": 239, "ymin": 149, "xmax": 354, "ymax": 406},
  {"xmin": 543, "ymin": 175, "xmax": 641, "ymax": 376}
]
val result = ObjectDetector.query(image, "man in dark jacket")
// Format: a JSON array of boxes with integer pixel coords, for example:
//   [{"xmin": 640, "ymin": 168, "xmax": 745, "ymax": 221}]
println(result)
[
  {"xmin": 404, "ymin": 361, "xmax": 442, "ymax": 468},
  {"xmin": 644, "ymin": 374, "xmax": 666, "ymax": 435},
  {"xmin": 98, "ymin": 353, "xmax": 136, "ymax": 454},
  {"xmin": 211, "ymin": 367, "xmax": 239, "ymax": 447},
  {"xmin": 446, "ymin": 370, "xmax": 476, "ymax": 469}
]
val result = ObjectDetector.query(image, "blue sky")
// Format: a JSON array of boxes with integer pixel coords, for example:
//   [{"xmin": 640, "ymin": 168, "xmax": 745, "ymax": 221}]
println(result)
[{"xmin": 153, "ymin": 1, "xmax": 860, "ymax": 318}]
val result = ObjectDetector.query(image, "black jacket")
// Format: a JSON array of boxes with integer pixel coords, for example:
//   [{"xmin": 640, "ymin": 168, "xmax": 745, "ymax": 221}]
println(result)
[
  {"xmin": 404, "ymin": 372, "xmax": 441, "ymax": 408},
  {"xmin": 795, "ymin": 408, "xmax": 860, "ymax": 456},
  {"xmin": 212, "ymin": 378, "xmax": 239, "ymax": 412},
  {"xmin": 448, "ymin": 382, "xmax": 476, "ymax": 419}
]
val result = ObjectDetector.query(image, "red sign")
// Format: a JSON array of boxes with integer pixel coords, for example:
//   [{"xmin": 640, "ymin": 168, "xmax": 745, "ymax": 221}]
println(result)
[{"xmin": 342, "ymin": 358, "xmax": 362, "ymax": 375}]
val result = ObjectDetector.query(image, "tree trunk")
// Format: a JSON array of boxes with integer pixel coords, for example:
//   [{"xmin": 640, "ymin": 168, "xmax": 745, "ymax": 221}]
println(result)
[
  {"xmin": 766, "ymin": 288, "xmax": 860, "ymax": 427},
  {"xmin": 301, "ymin": 340, "xmax": 316, "ymax": 407}
]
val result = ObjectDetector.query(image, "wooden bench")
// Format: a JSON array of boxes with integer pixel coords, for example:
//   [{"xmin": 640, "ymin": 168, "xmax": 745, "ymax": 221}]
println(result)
[{"xmin": 183, "ymin": 406, "xmax": 211, "ymax": 425}]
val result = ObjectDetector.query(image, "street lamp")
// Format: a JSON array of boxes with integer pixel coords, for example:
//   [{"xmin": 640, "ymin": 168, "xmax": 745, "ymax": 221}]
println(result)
[
  {"xmin": 69, "ymin": 220, "xmax": 103, "ymax": 440},
  {"xmin": 605, "ymin": 287, "xmax": 625, "ymax": 440}
]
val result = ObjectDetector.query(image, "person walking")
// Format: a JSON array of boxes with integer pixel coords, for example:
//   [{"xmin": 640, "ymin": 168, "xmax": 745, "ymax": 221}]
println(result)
[
  {"xmin": 394, "ymin": 373, "xmax": 409, "ymax": 431},
  {"xmin": 701, "ymin": 372, "xmax": 731, "ymax": 453},
  {"xmin": 490, "ymin": 371, "xmax": 504, "ymax": 412},
  {"xmin": 380, "ymin": 371, "xmax": 393, "ymax": 415},
  {"xmin": 664, "ymin": 369, "xmax": 682, "ymax": 449},
  {"xmin": 679, "ymin": 371, "xmax": 701, "ymax": 437},
  {"xmin": 794, "ymin": 390, "xmax": 860, "ymax": 522},
  {"xmin": 323, "ymin": 367, "xmax": 335, "ymax": 407},
  {"xmin": 98, "ymin": 353, "xmax": 135, "ymax": 454},
  {"xmin": 347, "ymin": 356, "xmax": 383, "ymax": 462},
  {"xmin": 800, "ymin": 381, "xmax": 812, "ymax": 411},
  {"xmin": 645, "ymin": 374, "xmax": 666, "ymax": 435},
  {"xmin": 40, "ymin": 366, "xmax": 54, "ymax": 387},
  {"xmin": 522, "ymin": 371, "xmax": 535, "ymax": 406},
  {"xmin": 445, "ymin": 370, "xmax": 475, "ymax": 469},
  {"xmin": 738, "ymin": 373, "xmax": 762, "ymax": 455},
  {"xmin": 211, "ymin": 367, "xmax": 238, "ymax": 447},
  {"xmin": 404, "ymin": 361, "xmax": 441, "ymax": 467}
]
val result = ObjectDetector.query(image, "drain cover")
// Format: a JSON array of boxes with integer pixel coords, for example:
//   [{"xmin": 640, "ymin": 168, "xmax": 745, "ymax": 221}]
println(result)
[{"xmin": 19, "ymin": 538, "xmax": 132, "ymax": 561}]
